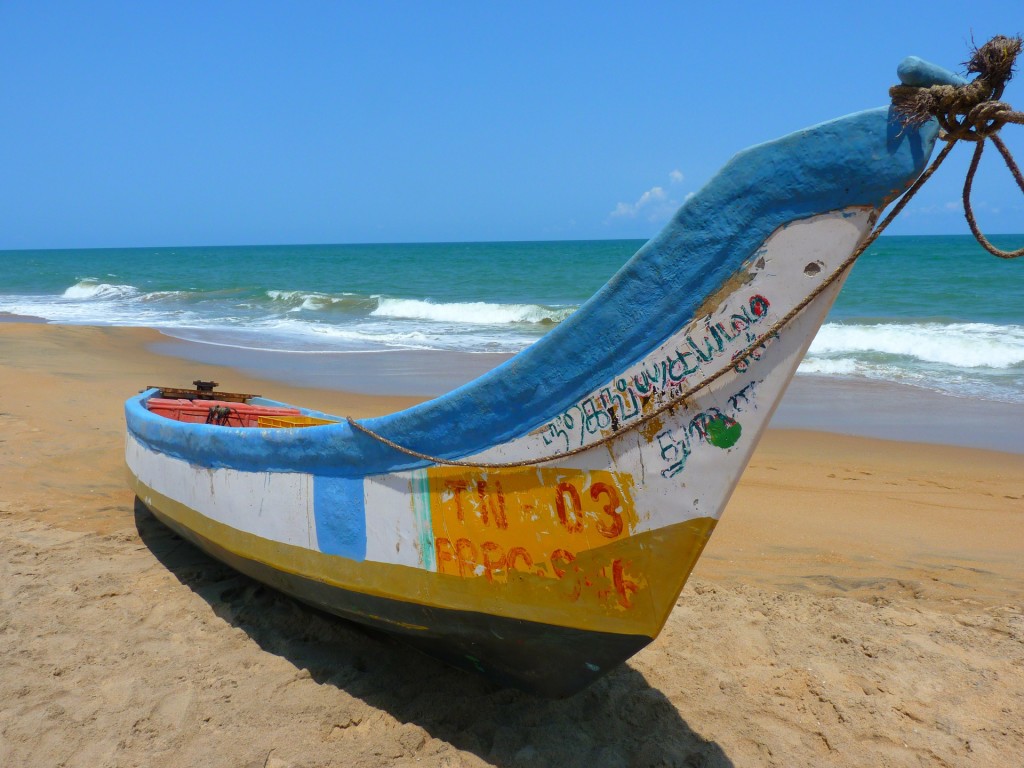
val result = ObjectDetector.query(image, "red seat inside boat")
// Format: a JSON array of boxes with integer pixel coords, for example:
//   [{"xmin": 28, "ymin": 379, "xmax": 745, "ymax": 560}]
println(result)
[{"xmin": 147, "ymin": 398, "xmax": 303, "ymax": 427}]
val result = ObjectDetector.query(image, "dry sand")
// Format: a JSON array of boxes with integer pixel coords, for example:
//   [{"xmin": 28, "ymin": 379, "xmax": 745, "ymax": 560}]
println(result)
[{"xmin": 1, "ymin": 323, "xmax": 1021, "ymax": 768}]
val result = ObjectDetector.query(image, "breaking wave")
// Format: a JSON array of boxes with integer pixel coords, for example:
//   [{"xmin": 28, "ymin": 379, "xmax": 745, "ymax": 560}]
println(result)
[
  {"xmin": 371, "ymin": 298, "xmax": 576, "ymax": 325},
  {"xmin": 62, "ymin": 280, "xmax": 139, "ymax": 300},
  {"xmin": 807, "ymin": 321, "xmax": 1024, "ymax": 370}
]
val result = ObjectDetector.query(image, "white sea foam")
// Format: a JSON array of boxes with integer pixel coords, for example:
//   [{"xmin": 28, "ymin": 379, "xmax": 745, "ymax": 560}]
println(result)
[
  {"xmin": 797, "ymin": 358, "xmax": 861, "ymax": 376},
  {"xmin": 162, "ymin": 316, "xmax": 536, "ymax": 355},
  {"xmin": 7, "ymin": 278, "xmax": 1021, "ymax": 403},
  {"xmin": 371, "ymin": 298, "xmax": 575, "ymax": 325},
  {"xmin": 266, "ymin": 290, "xmax": 301, "ymax": 301},
  {"xmin": 808, "ymin": 322, "xmax": 1024, "ymax": 369},
  {"xmin": 798, "ymin": 357, "xmax": 927, "ymax": 386},
  {"xmin": 258, "ymin": 315, "xmax": 537, "ymax": 353},
  {"xmin": 800, "ymin": 321, "xmax": 1024, "ymax": 403},
  {"xmin": 266, "ymin": 289, "xmax": 375, "ymax": 312},
  {"xmin": 62, "ymin": 280, "xmax": 140, "ymax": 300},
  {"xmin": 267, "ymin": 290, "xmax": 330, "ymax": 305},
  {"xmin": 139, "ymin": 290, "xmax": 191, "ymax": 302}
]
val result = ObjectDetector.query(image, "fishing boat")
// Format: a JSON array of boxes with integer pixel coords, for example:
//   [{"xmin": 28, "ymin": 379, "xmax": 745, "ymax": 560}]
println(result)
[{"xmin": 126, "ymin": 58, "xmax": 949, "ymax": 697}]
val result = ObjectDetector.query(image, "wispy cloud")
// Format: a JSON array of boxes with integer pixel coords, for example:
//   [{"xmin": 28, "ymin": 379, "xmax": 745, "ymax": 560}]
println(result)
[
  {"xmin": 904, "ymin": 199, "xmax": 1011, "ymax": 218},
  {"xmin": 609, "ymin": 170, "xmax": 687, "ymax": 222},
  {"xmin": 610, "ymin": 186, "xmax": 668, "ymax": 218}
]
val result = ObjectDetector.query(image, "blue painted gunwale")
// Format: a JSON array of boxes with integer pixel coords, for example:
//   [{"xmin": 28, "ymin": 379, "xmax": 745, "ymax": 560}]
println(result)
[{"xmin": 126, "ymin": 106, "xmax": 940, "ymax": 477}]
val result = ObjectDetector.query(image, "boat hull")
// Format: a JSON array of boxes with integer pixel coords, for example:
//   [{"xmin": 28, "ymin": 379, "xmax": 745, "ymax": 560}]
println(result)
[
  {"xmin": 125, "ymin": 210, "xmax": 865, "ymax": 695},
  {"xmin": 126, "ymin": 105, "xmax": 939, "ymax": 694},
  {"xmin": 132, "ymin": 475, "xmax": 715, "ymax": 696}
]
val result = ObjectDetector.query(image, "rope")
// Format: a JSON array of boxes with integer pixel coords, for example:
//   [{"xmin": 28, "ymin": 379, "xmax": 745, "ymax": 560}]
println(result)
[
  {"xmin": 347, "ymin": 35, "xmax": 1022, "ymax": 468},
  {"xmin": 892, "ymin": 35, "xmax": 1024, "ymax": 259},
  {"xmin": 963, "ymin": 133, "xmax": 1024, "ymax": 258},
  {"xmin": 206, "ymin": 404, "xmax": 234, "ymax": 426},
  {"xmin": 889, "ymin": 35, "xmax": 1022, "ymax": 136}
]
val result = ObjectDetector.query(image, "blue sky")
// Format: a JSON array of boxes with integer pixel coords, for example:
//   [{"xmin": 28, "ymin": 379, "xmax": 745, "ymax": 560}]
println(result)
[{"xmin": 1, "ymin": 2, "xmax": 1022, "ymax": 249}]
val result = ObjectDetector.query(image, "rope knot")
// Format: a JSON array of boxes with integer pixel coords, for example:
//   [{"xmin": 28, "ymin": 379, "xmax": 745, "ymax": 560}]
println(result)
[
  {"xmin": 890, "ymin": 35, "xmax": 1022, "ymax": 141},
  {"xmin": 889, "ymin": 36, "xmax": 1024, "ymax": 259}
]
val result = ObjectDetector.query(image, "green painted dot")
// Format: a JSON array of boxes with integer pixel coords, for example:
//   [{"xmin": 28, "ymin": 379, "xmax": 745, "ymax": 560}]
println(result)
[{"xmin": 706, "ymin": 415, "xmax": 742, "ymax": 448}]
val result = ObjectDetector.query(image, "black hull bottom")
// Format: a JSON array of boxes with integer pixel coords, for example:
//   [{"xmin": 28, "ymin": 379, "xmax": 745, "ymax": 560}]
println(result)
[{"xmin": 143, "ymin": 499, "xmax": 652, "ymax": 697}]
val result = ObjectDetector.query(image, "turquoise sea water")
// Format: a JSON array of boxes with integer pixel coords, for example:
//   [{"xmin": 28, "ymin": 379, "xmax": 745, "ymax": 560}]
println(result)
[{"xmin": 1, "ymin": 235, "xmax": 1022, "ymax": 404}]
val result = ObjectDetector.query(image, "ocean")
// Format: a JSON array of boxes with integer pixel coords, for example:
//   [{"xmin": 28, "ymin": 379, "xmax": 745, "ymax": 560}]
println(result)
[{"xmin": 1, "ymin": 235, "xmax": 1023, "ymax": 406}]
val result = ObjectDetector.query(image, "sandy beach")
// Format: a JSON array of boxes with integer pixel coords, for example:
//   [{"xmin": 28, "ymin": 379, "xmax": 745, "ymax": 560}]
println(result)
[{"xmin": 1, "ymin": 322, "xmax": 1021, "ymax": 768}]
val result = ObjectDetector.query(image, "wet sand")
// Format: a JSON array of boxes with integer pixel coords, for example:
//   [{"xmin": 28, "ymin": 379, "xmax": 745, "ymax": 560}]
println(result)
[{"xmin": 1, "ymin": 323, "xmax": 1021, "ymax": 767}]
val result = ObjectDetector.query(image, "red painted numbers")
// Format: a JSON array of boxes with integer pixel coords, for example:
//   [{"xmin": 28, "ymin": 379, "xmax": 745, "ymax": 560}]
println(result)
[{"xmin": 427, "ymin": 468, "xmax": 641, "ymax": 610}]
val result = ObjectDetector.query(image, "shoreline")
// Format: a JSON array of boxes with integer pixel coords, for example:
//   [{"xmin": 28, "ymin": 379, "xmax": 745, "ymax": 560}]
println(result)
[
  {"xmin": 5, "ymin": 314, "xmax": 1023, "ymax": 454},
  {"xmin": 150, "ymin": 324, "xmax": 1024, "ymax": 454},
  {"xmin": 772, "ymin": 374, "xmax": 1024, "ymax": 454},
  {"xmin": 2, "ymin": 321, "xmax": 1022, "ymax": 767}
]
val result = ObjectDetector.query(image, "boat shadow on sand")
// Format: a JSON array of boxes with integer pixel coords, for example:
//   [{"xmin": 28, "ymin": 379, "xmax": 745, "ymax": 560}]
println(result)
[{"xmin": 134, "ymin": 499, "xmax": 734, "ymax": 768}]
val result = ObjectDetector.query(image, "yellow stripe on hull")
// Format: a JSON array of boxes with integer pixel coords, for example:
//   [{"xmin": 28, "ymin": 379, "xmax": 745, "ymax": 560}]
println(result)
[{"xmin": 130, "ymin": 472, "xmax": 716, "ymax": 638}]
